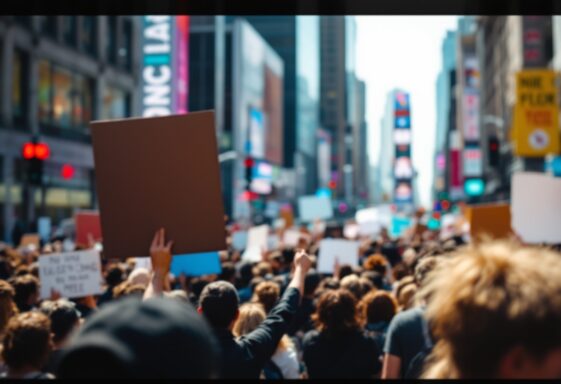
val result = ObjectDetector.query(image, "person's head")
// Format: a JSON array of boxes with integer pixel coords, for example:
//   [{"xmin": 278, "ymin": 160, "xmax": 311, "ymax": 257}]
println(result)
[
  {"xmin": 422, "ymin": 241, "xmax": 561, "ymax": 379},
  {"xmin": 11, "ymin": 274, "xmax": 40, "ymax": 312},
  {"xmin": 105, "ymin": 264, "xmax": 125, "ymax": 287},
  {"xmin": 363, "ymin": 254, "xmax": 388, "ymax": 275},
  {"xmin": 414, "ymin": 256, "xmax": 440, "ymax": 288},
  {"xmin": 41, "ymin": 299, "xmax": 81, "ymax": 347},
  {"xmin": 239, "ymin": 262, "xmax": 254, "ymax": 287},
  {"xmin": 57, "ymin": 297, "xmax": 219, "ymax": 378},
  {"xmin": 268, "ymin": 252, "xmax": 285, "ymax": 273},
  {"xmin": 219, "ymin": 262, "xmax": 237, "ymax": 283},
  {"xmin": 360, "ymin": 290, "xmax": 398, "ymax": 325},
  {"xmin": 340, "ymin": 274, "xmax": 374, "ymax": 301},
  {"xmin": 198, "ymin": 281, "xmax": 240, "ymax": 330},
  {"xmin": 402, "ymin": 247, "xmax": 417, "ymax": 267},
  {"xmin": 127, "ymin": 268, "xmax": 151, "ymax": 287},
  {"xmin": 0, "ymin": 280, "xmax": 17, "ymax": 338},
  {"xmin": 2, "ymin": 311, "xmax": 52, "ymax": 374},
  {"xmin": 252, "ymin": 281, "xmax": 280, "ymax": 314},
  {"xmin": 252, "ymin": 262, "xmax": 272, "ymax": 278},
  {"xmin": 397, "ymin": 282, "xmax": 417, "ymax": 311},
  {"xmin": 312, "ymin": 289, "xmax": 361, "ymax": 336},
  {"xmin": 232, "ymin": 303, "xmax": 265, "ymax": 337},
  {"xmin": 0, "ymin": 256, "xmax": 13, "ymax": 280},
  {"xmin": 391, "ymin": 262, "xmax": 411, "ymax": 283},
  {"xmin": 304, "ymin": 270, "xmax": 321, "ymax": 297},
  {"xmin": 338, "ymin": 264, "xmax": 355, "ymax": 280},
  {"xmin": 361, "ymin": 270, "xmax": 385, "ymax": 290}
]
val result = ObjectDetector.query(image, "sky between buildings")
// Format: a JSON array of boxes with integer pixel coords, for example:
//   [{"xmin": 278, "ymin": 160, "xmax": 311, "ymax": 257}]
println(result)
[{"xmin": 356, "ymin": 16, "xmax": 459, "ymax": 208}]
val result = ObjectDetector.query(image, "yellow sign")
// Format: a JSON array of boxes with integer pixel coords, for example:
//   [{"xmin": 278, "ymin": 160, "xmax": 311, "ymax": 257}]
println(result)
[{"xmin": 512, "ymin": 69, "xmax": 560, "ymax": 157}]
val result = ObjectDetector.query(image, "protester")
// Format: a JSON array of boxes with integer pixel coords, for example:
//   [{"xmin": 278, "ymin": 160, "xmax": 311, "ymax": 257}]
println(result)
[
  {"xmin": 382, "ymin": 256, "xmax": 442, "ymax": 379},
  {"xmin": 421, "ymin": 241, "xmax": 561, "ymax": 379},
  {"xmin": 39, "ymin": 299, "xmax": 82, "ymax": 374},
  {"xmin": 56, "ymin": 296, "xmax": 220, "ymax": 378},
  {"xmin": 233, "ymin": 303, "xmax": 301, "ymax": 379},
  {"xmin": 302, "ymin": 289, "xmax": 382, "ymax": 378},
  {"xmin": 360, "ymin": 290, "xmax": 398, "ymax": 359},
  {"xmin": 142, "ymin": 228, "xmax": 312, "ymax": 379},
  {"xmin": 1, "ymin": 312, "xmax": 54, "ymax": 379},
  {"xmin": 10, "ymin": 274, "xmax": 40, "ymax": 313}
]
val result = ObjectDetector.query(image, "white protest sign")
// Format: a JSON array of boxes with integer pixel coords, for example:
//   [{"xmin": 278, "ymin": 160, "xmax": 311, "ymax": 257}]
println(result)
[
  {"xmin": 283, "ymin": 229, "xmax": 302, "ymax": 247},
  {"xmin": 242, "ymin": 225, "xmax": 269, "ymax": 262},
  {"xmin": 343, "ymin": 223, "xmax": 360, "ymax": 239},
  {"xmin": 298, "ymin": 195, "xmax": 333, "ymax": 222},
  {"xmin": 133, "ymin": 257, "xmax": 152, "ymax": 271},
  {"xmin": 38, "ymin": 250, "xmax": 103, "ymax": 299},
  {"xmin": 512, "ymin": 172, "xmax": 561, "ymax": 244},
  {"xmin": 318, "ymin": 239, "xmax": 360, "ymax": 274}
]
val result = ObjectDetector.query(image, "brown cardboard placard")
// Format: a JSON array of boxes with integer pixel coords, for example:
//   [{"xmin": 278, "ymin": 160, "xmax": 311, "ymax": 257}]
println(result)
[
  {"xmin": 90, "ymin": 111, "xmax": 226, "ymax": 259},
  {"xmin": 20, "ymin": 233, "xmax": 40, "ymax": 249},
  {"xmin": 467, "ymin": 203, "xmax": 512, "ymax": 240},
  {"xmin": 75, "ymin": 210, "xmax": 102, "ymax": 247}
]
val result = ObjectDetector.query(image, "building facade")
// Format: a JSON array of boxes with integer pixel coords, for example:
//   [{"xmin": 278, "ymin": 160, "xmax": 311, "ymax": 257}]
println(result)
[
  {"xmin": 0, "ymin": 16, "xmax": 140, "ymax": 243},
  {"xmin": 320, "ymin": 16, "xmax": 357, "ymax": 203}
]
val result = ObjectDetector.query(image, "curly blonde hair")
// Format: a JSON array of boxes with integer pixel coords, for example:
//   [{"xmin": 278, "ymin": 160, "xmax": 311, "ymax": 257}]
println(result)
[{"xmin": 420, "ymin": 241, "xmax": 561, "ymax": 379}]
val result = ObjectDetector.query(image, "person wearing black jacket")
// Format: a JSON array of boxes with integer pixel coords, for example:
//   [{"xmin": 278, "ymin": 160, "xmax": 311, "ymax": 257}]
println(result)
[{"xmin": 144, "ymin": 228, "xmax": 311, "ymax": 379}]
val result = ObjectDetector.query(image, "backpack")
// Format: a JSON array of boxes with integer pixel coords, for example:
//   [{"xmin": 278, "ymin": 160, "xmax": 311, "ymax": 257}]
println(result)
[{"xmin": 404, "ymin": 315, "xmax": 433, "ymax": 379}]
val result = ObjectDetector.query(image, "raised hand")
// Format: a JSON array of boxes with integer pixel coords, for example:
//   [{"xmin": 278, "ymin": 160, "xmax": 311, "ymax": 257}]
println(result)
[
  {"xmin": 149, "ymin": 228, "xmax": 174, "ymax": 275},
  {"xmin": 293, "ymin": 248, "xmax": 312, "ymax": 273}
]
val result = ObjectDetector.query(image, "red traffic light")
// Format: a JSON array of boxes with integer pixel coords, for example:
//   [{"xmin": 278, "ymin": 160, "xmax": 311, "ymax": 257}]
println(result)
[
  {"xmin": 22, "ymin": 143, "xmax": 35, "ymax": 160},
  {"xmin": 35, "ymin": 143, "xmax": 50, "ymax": 160},
  {"xmin": 61, "ymin": 164, "xmax": 75, "ymax": 180},
  {"xmin": 22, "ymin": 142, "xmax": 50, "ymax": 160},
  {"xmin": 441, "ymin": 200, "xmax": 450, "ymax": 211},
  {"xmin": 244, "ymin": 157, "xmax": 254, "ymax": 168},
  {"xmin": 432, "ymin": 211, "xmax": 441, "ymax": 220},
  {"xmin": 328, "ymin": 180, "xmax": 336, "ymax": 189}
]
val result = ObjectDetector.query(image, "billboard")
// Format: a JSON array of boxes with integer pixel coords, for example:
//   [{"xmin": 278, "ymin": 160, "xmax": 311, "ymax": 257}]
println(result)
[
  {"xmin": 141, "ymin": 16, "xmax": 189, "ymax": 117},
  {"xmin": 512, "ymin": 69, "xmax": 560, "ymax": 157},
  {"xmin": 232, "ymin": 20, "xmax": 284, "ymax": 219},
  {"xmin": 393, "ymin": 90, "xmax": 413, "ymax": 207},
  {"xmin": 463, "ymin": 147, "xmax": 483, "ymax": 177}
]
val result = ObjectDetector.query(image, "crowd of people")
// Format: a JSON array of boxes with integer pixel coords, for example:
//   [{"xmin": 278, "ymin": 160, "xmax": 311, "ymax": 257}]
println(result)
[{"xmin": 1, "ymin": 215, "xmax": 561, "ymax": 379}]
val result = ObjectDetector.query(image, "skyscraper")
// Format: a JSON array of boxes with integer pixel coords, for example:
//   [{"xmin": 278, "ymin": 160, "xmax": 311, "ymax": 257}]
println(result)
[
  {"xmin": 232, "ymin": 16, "xmax": 321, "ymax": 196},
  {"xmin": 320, "ymin": 16, "xmax": 357, "ymax": 203}
]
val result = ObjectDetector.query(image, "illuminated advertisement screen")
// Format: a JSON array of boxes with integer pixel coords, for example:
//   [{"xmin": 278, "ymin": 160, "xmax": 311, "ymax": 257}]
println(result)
[
  {"xmin": 250, "ymin": 160, "xmax": 273, "ymax": 195},
  {"xmin": 395, "ymin": 144, "xmax": 411, "ymax": 158},
  {"xmin": 394, "ymin": 115, "xmax": 411, "ymax": 129},
  {"xmin": 141, "ymin": 16, "xmax": 188, "ymax": 117},
  {"xmin": 394, "ymin": 91, "xmax": 410, "ymax": 110},
  {"xmin": 394, "ymin": 129, "xmax": 412, "ymax": 145},
  {"xmin": 394, "ymin": 157, "xmax": 414, "ymax": 179},
  {"xmin": 248, "ymin": 107, "xmax": 266, "ymax": 159},
  {"xmin": 463, "ymin": 146, "xmax": 483, "ymax": 177},
  {"xmin": 394, "ymin": 181, "xmax": 413, "ymax": 203}
]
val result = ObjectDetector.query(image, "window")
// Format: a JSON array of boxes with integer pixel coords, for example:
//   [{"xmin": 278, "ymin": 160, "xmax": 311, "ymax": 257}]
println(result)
[
  {"xmin": 12, "ymin": 50, "xmax": 28, "ymax": 127},
  {"xmin": 106, "ymin": 16, "xmax": 117, "ymax": 65},
  {"xmin": 52, "ymin": 67, "xmax": 73, "ymax": 129},
  {"xmin": 38, "ymin": 16, "xmax": 57, "ymax": 39},
  {"xmin": 119, "ymin": 19, "xmax": 133, "ymax": 71},
  {"xmin": 102, "ymin": 86, "xmax": 129, "ymax": 119},
  {"xmin": 62, "ymin": 16, "xmax": 78, "ymax": 47},
  {"xmin": 80, "ymin": 16, "xmax": 97, "ymax": 56},
  {"xmin": 38, "ymin": 60, "xmax": 53, "ymax": 125},
  {"xmin": 38, "ymin": 60, "xmax": 94, "ymax": 134}
]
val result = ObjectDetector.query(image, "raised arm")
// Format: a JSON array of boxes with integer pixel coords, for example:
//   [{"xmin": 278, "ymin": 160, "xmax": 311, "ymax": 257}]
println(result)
[
  {"xmin": 143, "ymin": 228, "xmax": 174, "ymax": 300},
  {"xmin": 240, "ymin": 249, "xmax": 312, "ymax": 365}
]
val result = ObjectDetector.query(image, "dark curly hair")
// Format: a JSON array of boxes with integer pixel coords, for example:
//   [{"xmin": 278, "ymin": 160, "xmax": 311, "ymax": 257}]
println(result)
[{"xmin": 312, "ymin": 289, "xmax": 360, "ymax": 337}]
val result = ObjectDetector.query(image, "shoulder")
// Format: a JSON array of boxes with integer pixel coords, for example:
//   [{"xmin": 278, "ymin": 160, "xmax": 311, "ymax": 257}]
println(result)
[{"xmin": 390, "ymin": 307, "xmax": 423, "ymax": 328}]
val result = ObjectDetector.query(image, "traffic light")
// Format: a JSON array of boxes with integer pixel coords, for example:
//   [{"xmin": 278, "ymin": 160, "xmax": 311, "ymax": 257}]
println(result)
[
  {"xmin": 488, "ymin": 136, "xmax": 500, "ymax": 168},
  {"xmin": 244, "ymin": 156, "xmax": 254, "ymax": 191},
  {"xmin": 22, "ymin": 140, "xmax": 50, "ymax": 186}
]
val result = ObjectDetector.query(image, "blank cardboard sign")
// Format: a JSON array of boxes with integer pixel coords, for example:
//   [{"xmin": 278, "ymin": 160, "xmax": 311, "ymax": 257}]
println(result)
[
  {"xmin": 467, "ymin": 203, "xmax": 512, "ymax": 240},
  {"xmin": 90, "ymin": 112, "xmax": 226, "ymax": 259},
  {"xmin": 512, "ymin": 172, "xmax": 561, "ymax": 244},
  {"xmin": 75, "ymin": 211, "xmax": 102, "ymax": 247}
]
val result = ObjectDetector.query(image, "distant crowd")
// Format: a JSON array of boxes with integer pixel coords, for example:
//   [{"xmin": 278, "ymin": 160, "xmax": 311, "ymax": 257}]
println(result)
[{"xmin": 1, "ymin": 216, "xmax": 561, "ymax": 379}]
